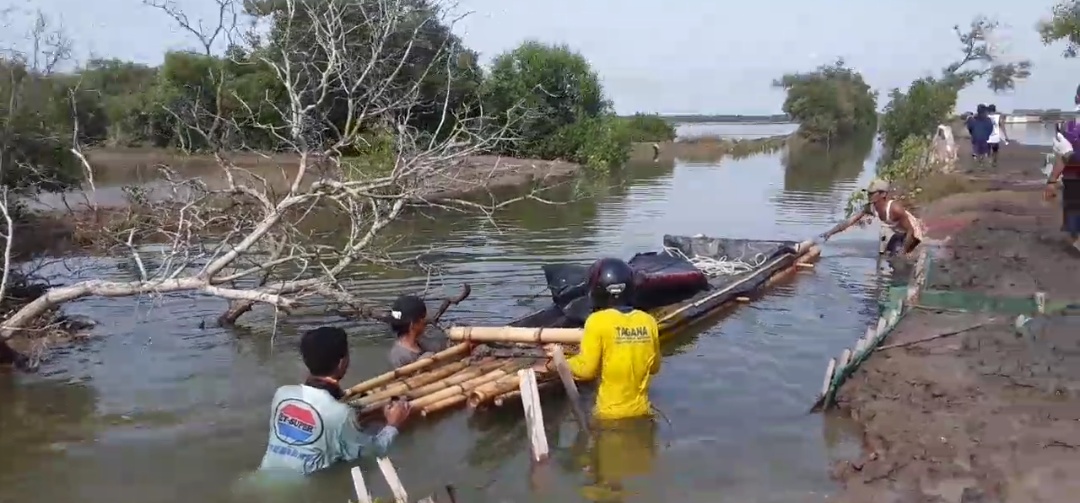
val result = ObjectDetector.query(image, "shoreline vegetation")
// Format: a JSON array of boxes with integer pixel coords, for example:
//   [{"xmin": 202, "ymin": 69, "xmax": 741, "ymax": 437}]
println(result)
[{"xmin": 0, "ymin": 0, "xmax": 806, "ymax": 366}]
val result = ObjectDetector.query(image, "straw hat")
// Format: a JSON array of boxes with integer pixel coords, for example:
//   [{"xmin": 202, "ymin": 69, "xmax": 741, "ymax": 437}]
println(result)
[{"xmin": 867, "ymin": 178, "xmax": 890, "ymax": 193}]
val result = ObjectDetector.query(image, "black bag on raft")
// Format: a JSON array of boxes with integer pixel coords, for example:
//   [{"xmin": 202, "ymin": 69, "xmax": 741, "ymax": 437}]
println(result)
[{"xmin": 541, "ymin": 252, "xmax": 709, "ymax": 324}]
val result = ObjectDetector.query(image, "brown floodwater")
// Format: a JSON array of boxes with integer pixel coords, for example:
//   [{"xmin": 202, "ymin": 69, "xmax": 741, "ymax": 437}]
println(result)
[{"xmin": 8, "ymin": 122, "xmax": 1053, "ymax": 503}]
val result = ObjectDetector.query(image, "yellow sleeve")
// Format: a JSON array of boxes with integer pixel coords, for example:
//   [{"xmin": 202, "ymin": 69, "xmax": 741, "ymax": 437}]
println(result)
[
  {"xmin": 567, "ymin": 314, "xmax": 603, "ymax": 381},
  {"xmin": 649, "ymin": 316, "xmax": 661, "ymax": 375}
]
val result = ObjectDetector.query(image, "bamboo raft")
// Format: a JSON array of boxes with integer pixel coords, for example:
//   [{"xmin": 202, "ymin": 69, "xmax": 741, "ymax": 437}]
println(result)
[{"xmin": 343, "ymin": 234, "xmax": 822, "ymax": 417}]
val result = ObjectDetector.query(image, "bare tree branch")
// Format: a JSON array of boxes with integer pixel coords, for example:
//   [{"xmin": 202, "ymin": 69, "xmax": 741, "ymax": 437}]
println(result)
[{"xmin": 1, "ymin": 0, "xmax": 563, "ymax": 343}]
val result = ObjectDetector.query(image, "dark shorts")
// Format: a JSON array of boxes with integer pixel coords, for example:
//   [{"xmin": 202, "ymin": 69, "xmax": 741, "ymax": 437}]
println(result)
[
  {"xmin": 972, "ymin": 141, "xmax": 990, "ymax": 156},
  {"xmin": 989, "ymin": 142, "xmax": 1000, "ymax": 154},
  {"xmin": 1064, "ymin": 178, "xmax": 1080, "ymax": 235},
  {"xmin": 884, "ymin": 232, "xmax": 921, "ymax": 256}
]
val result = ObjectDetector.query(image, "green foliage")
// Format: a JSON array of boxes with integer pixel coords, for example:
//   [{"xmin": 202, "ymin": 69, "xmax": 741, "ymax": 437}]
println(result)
[
  {"xmin": 878, "ymin": 77, "xmax": 959, "ymax": 161},
  {"xmin": 547, "ymin": 115, "xmax": 631, "ymax": 173},
  {"xmin": 342, "ymin": 128, "xmax": 398, "ymax": 180},
  {"xmin": 7, "ymin": 3, "xmax": 643, "ymax": 189},
  {"xmin": 483, "ymin": 41, "xmax": 613, "ymax": 166},
  {"xmin": 616, "ymin": 113, "xmax": 676, "ymax": 142},
  {"xmin": 1040, "ymin": 1, "xmax": 1080, "ymax": 57},
  {"xmin": 0, "ymin": 60, "xmax": 83, "ymax": 194},
  {"xmin": 879, "ymin": 16, "xmax": 1031, "ymax": 164},
  {"xmin": 843, "ymin": 136, "xmax": 933, "ymax": 218},
  {"xmin": 772, "ymin": 59, "xmax": 878, "ymax": 143}
]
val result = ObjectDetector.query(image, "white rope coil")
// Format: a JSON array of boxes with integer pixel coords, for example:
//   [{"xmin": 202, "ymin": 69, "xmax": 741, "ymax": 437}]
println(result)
[{"xmin": 662, "ymin": 246, "xmax": 768, "ymax": 277}]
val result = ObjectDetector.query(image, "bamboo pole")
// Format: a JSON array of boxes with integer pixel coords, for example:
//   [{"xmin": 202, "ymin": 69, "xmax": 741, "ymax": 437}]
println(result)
[
  {"xmin": 760, "ymin": 244, "xmax": 821, "ymax": 290},
  {"xmin": 409, "ymin": 361, "xmax": 523, "ymax": 411},
  {"xmin": 358, "ymin": 359, "xmax": 504, "ymax": 414},
  {"xmin": 448, "ymin": 326, "xmax": 583, "ymax": 344},
  {"xmin": 343, "ymin": 343, "xmax": 472, "ymax": 399},
  {"xmin": 419, "ymin": 361, "xmax": 532, "ymax": 416},
  {"xmin": 493, "ymin": 379, "xmax": 559, "ymax": 407},
  {"xmin": 353, "ymin": 360, "xmax": 471, "ymax": 406},
  {"xmin": 451, "ymin": 240, "xmax": 821, "ymax": 349},
  {"xmin": 468, "ymin": 372, "xmax": 523, "ymax": 408},
  {"xmin": 656, "ymin": 241, "xmax": 820, "ymax": 325}
]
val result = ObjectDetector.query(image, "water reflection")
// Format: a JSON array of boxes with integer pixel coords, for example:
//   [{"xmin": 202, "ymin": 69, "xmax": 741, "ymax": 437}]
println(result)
[{"xmin": 782, "ymin": 133, "xmax": 874, "ymax": 193}]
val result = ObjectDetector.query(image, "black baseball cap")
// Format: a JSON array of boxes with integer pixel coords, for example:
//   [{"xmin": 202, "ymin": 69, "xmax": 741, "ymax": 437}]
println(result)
[{"xmin": 389, "ymin": 295, "xmax": 427, "ymax": 325}]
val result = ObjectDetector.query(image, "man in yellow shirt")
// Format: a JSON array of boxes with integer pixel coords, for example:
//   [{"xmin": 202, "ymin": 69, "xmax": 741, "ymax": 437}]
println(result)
[
  {"xmin": 535, "ymin": 258, "xmax": 661, "ymax": 499},
  {"xmin": 536, "ymin": 257, "xmax": 661, "ymax": 419}
]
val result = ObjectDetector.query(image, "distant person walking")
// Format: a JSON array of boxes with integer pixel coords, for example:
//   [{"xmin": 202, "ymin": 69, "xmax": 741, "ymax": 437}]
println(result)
[
  {"xmin": 986, "ymin": 104, "xmax": 1008, "ymax": 166},
  {"xmin": 966, "ymin": 104, "xmax": 994, "ymax": 163}
]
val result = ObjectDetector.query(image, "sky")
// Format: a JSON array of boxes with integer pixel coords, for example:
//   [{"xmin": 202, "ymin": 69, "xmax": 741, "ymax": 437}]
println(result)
[{"xmin": 10, "ymin": 0, "xmax": 1080, "ymax": 115}]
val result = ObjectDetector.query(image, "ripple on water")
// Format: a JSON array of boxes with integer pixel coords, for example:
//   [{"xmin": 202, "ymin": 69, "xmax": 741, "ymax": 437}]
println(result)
[{"xmin": 4, "ymin": 126, "xmax": 897, "ymax": 503}]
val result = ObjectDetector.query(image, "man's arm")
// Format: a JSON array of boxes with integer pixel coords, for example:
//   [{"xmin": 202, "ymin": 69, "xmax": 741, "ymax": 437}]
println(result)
[
  {"xmin": 822, "ymin": 207, "xmax": 868, "ymax": 240},
  {"xmin": 1000, "ymin": 116, "xmax": 1009, "ymax": 142},
  {"xmin": 566, "ymin": 316, "xmax": 602, "ymax": 381},
  {"xmin": 1050, "ymin": 133, "xmax": 1072, "ymax": 185},
  {"xmin": 340, "ymin": 413, "xmax": 399, "ymax": 461}
]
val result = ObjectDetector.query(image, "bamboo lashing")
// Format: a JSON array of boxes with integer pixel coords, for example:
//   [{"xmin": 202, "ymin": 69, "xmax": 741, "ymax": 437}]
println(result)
[
  {"xmin": 353, "ymin": 360, "xmax": 472, "ymax": 406},
  {"xmin": 448, "ymin": 326, "xmax": 583, "ymax": 344},
  {"xmin": 343, "ymin": 342, "xmax": 472, "ymax": 399},
  {"xmin": 358, "ymin": 359, "xmax": 504, "ymax": 414}
]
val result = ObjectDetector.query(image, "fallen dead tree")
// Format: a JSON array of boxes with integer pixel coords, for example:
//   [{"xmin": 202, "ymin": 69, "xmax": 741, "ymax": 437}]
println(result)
[{"xmin": 0, "ymin": 0, "xmax": 560, "ymax": 366}]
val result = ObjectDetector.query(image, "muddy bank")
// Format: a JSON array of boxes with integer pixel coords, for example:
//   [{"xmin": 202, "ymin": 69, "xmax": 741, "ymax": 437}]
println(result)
[
  {"xmin": 62, "ymin": 148, "xmax": 582, "ymax": 209},
  {"xmin": 828, "ymin": 150, "xmax": 1080, "ymax": 502},
  {"xmin": 630, "ymin": 134, "xmax": 790, "ymax": 163}
]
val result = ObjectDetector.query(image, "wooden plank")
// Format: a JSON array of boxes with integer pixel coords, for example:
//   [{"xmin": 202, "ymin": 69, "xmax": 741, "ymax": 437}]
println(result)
[
  {"xmin": 820, "ymin": 358, "xmax": 836, "ymax": 396},
  {"xmin": 550, "ymin": 345, "xmax": 591, "ymax": 438},
  {"xmin": 518, "ymin": 368, "xmax": 550, "ymax": 462},
  {"xmin": 837, "ymin": 348, "xmax": 852, "ymax": 371},
  {"xmin": 350, "ymin": 466, "xmax": 373, "ymax": 503},
  {"xmin": 376, "ymin": 457, "xmax": 408, "ymax": 503}
]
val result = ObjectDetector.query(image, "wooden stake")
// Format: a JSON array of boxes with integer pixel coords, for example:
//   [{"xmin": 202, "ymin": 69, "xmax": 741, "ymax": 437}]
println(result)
[
  {"xmin": 736, "ymin": 296, "xmax": 751, "ymax": 302},
  {"xmin": 550, "ymin": 345, "xmax": 591, "ymax": 437},
  {"xmin": 796, "ymin": 262, "xmax": 814, "ymax": 269},
  {"xmin": 518, "ymin": 368, "xmax": 550, "ymax": 462},
  {"xmin": 376, "ymin": 457, "xmax": 408, "ymax": 503},
  {"xmin": 350, "ymin": 466, "xmax": 372, "ymax": 503}
]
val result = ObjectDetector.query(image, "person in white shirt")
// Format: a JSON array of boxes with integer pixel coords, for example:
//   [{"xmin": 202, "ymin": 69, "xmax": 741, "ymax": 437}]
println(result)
[{"xmin": 985, "ymin": 104, "xmax": 1008, "ymax": 167}]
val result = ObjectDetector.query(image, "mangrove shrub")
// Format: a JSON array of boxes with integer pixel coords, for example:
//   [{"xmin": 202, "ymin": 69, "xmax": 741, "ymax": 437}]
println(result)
[
  {"xmin": 773, "ymin": 59, "xmax": 878, "ymax": 143},
  {"xmin": 483, "ymin": 41, "xmax": 631, "ymax": 172},
  {"xmin": 617, "ymin": 113, "xmax": 677, "ymax": 142}
]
